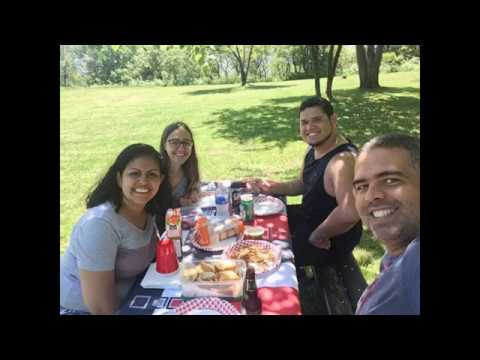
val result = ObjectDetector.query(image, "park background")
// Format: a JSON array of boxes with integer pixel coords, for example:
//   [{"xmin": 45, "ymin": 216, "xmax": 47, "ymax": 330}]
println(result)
[{"xmin": 60, "ymin": 45, "xmax": 420, "ymax": 312}]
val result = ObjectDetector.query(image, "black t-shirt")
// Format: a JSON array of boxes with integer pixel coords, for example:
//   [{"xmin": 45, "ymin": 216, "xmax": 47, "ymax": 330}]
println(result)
[{"xmin": 302, "ymin": 142, "xmax": 358, "ymax": 230}]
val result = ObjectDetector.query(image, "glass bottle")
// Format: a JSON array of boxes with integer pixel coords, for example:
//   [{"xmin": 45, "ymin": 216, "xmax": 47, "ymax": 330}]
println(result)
[{"xmin": 241, "ymin": 266, "xmax": 262, "ymax": 315}]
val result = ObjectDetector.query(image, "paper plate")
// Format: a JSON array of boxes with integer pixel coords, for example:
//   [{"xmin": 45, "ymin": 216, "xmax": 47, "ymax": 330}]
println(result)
[
  {"xmin": 187, "ymin": 309, "xmax": 222, "ymax": 315},
  {"xmin": 223, "ymin": 239, "xmax": 282, "ymax": 275},
  {"xmin": 254, "ymin": 195, "xmax": 285, "ymax": 216},
  {"xmin": 175, "ymin": 297, "xmax": 240, "ymax": 315},
  {"xmin": 191, "ymin": 233, "xmax": 239, "ymax": 252}
]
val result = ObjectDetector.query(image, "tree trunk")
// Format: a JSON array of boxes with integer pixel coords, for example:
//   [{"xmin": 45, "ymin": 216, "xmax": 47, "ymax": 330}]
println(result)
[
  {"xmin": 231, "ymin": 45, "xmax": 254, "ymax": 86},
  {"xmin": 356, "ymin": 45, "xmax": 383, "ymax": 89},
  {"xmin": 326, "ymin": 45, "xmax": 343, "ymax": 100},
  {"xmin": 326, "ymin": 45, "xmax": 334, "ymax": 100},
  {"xmin": 311, "ymin": 45, "xmax": 321, "ymax": 97},
  {"xmin": 356, "ymin": 45, "xmax": 368, "ymax": 88},
  {"xmin": 240, "ymin": 70, "xmax": 247, "ymax": 86},
  {"xmin": 243, "ymin": 45, "xmax": 254, "ymax": 86},
  {"xmin": 61, "ymin": 45, "xmax": 67, "ymax": 87},
  {"xmin": 371, "ymin": 45, "xmax": 383, "ymax": 87},
  {"xmin": 302, "ymin": 46, "xmax": 309, "ymax": 74}
]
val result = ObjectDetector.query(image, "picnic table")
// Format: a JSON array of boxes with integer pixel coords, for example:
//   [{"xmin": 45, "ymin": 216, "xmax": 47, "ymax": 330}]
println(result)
[{"xmin": 117, "ymin": 182, "xmax": 302, "ymax": 315}]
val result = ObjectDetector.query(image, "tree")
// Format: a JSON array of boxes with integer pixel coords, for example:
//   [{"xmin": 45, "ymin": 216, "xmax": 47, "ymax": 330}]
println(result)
[
  {"xmin": 356, "ymin": 45, "xmax": 384, "ymax": 89},
  {"xmin": 227, "ymin": 45, "xmax": 254, "ymax": 86},
  {"xmin": 326, "ymin": 45, "xmax": 342, "ymax": 100},
  {"xmin": 384, "ymin": 45, "xmax": 419, "ymax": 59},
  {"xmin": 60, "ymin": 45, "xmax": 84, "ymax": 86},
  {"xmin": 310, "ymin": 45, "xmax": 321, "ymax": 97},
  {"xmin": 249, "ymin": 45, "xmax": 272, "ymax": 81}
]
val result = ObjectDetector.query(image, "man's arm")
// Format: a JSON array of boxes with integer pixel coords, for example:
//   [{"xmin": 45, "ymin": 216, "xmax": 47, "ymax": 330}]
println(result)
[
  {"xmin": 262, "ymin": 178, "xmax": 304, "ymax": 196},
  {"xmin": 309, "ymin": 152, "xmax": 360, "ymax": 248},
  {"xmin": 246, "ymin": 162, "xmax": 305, "ymax": 196}
]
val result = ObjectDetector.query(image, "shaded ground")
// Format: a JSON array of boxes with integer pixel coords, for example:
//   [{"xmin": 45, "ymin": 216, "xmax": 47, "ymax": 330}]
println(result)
[
  {"xmin": 206, "ymin": 86, "xmax": 420, "ymax": 150},
  {"xmin": 185, "ymin": 83, "xmax": 293, "ymax": 96}
]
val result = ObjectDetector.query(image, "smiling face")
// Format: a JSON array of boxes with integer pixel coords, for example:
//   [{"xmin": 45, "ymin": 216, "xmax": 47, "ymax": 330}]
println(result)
[
  {"xmin": 353, "ymin": 147, "xmax": 420, "ymax": 253},
  {"xmin": 299, "ymin": 106, "xmax": 336, "ymax": 147},
  {"xmin": 165, "ymin": 126, "xmax": 193, "ymax": 167},
  {"xmin": 117, "ymin": 156, "xmax": 164, "ymax": 209}
]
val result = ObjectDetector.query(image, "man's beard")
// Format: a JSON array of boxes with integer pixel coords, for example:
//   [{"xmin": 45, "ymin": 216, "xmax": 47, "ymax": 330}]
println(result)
[{"xmin": 310, "ymin": 128, "xmax": 334, "ymax": 147}]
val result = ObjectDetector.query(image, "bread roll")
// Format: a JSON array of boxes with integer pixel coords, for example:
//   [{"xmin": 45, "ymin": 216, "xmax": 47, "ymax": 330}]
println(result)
[
  {"xmin": 218, "ymin": 270, "xmax": 240, "ymax": 281},
  {"xmin": 199, "ymin": 271, "xmax": 216, "ymax": 281},
  {"xmin": 199, "ymin": 261, "xmax": 216, "ymax": 273},
  {"xmin": 182, "ymin": 267, "xmax": 198, "ymax": 281},
  {"xmin": 214, "ymin": 260, "xmax": 238, "ymax": 271}
]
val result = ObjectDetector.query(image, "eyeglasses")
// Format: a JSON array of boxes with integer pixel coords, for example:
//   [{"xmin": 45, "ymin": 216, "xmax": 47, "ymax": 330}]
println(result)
[{"xmin": 167, "ymin": 139, "xmax": 193, "ymax": 148}]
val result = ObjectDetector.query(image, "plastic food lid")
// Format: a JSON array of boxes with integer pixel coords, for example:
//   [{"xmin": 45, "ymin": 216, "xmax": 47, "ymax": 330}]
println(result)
[{"xmin": 244, "ymin": 226, "xmax": 265, "ymax": 236}]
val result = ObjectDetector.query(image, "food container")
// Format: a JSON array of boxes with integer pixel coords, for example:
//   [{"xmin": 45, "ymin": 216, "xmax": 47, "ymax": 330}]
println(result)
[
  {"xmin": 180, "ymin": 259, "xmax": 247, "ymax": 298},
  {"xmin": 194, "ymin": 215, "xmax": 244, "ymax": 247},
  {"xmin": 244, "ymin": 225, "xmax": 265, "ymax": 240}
]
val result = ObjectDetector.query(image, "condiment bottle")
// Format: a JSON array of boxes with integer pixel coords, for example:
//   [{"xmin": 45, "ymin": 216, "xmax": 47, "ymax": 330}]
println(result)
[
  {"xmin": 165, "ymin": 208, "xmax": 182, "ymax": 258},
  {"xmin": 241, "ymin": 266, "xmax": 262, "ymax": 315}
]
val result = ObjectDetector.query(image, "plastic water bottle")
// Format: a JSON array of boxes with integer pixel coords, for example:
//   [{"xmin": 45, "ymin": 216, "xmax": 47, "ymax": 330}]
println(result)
[{"xmin": 215, "ymin": 183, "xmax": 230, "ymax": 217}]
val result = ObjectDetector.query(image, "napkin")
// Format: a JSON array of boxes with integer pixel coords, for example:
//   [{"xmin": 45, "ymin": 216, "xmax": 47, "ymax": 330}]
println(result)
[
  {"xmin": 140, "ymin": 263, "xmax": 182, "ymax": 289},
  {"xmin": 256, "ymin": 262, "xmax": 299, "ymax": 290}
]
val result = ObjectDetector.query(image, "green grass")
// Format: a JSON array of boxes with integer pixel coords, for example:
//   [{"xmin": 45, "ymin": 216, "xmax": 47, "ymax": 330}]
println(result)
[{"xmin": 60, "ymin": 71, "xmax": 420, "ymax": 284}]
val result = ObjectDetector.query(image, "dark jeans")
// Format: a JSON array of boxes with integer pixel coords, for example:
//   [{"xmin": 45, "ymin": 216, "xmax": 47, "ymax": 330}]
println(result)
[{"xmin": 287, "ymin": 204, "xmax": 362, "ymax": 268}]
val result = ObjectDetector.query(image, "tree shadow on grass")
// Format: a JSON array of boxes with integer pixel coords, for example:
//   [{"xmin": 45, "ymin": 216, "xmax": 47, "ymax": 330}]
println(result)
[
  {"xmin": 185, "ymin": 86, "xmax": 237, "ymax": 96},
  {"xmin": 207, "ymin": 104, "xmax": 300, "ymax": 150},
  {"xmin": 206, "ymin": 85, "xmax": 420, "ymax": 151},
  {"xmin": 331, "ymin": 87, "xmax": 420, "ymax": 146},
  {"xmin": 185, "ymin": 83, "xmax": 292, "ymax": 96},
  {"xmin": 245, "ymin": 84, "xmax": 293, "ymax": 90}
]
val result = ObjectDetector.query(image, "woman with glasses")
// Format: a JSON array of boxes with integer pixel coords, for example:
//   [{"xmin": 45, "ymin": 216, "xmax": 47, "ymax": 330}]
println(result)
[{"xmin": 158, "ymin": 121, "xmax": 201, "ymax": 211}]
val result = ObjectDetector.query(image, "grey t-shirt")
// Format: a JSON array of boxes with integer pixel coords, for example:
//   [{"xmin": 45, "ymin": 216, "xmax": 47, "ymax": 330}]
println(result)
[
  {"xmin": 356, "ymin": 237, "xmax": 420, "ymax": 315},
  {"xmin": 60, "ymin": 202, "xmax": 156, "ymax": 312}
]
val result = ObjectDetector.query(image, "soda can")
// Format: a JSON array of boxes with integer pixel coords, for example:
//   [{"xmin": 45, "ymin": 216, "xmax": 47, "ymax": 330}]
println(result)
[{"xmin": 240, "ymin": 194, "xmax": 254, "ymax": 223}]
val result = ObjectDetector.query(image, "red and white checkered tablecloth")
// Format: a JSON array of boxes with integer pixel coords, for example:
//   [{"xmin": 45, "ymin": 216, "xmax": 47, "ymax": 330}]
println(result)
[{"xmin": 175, "ymin": 297, "xmax": 240, "ymax": 315}]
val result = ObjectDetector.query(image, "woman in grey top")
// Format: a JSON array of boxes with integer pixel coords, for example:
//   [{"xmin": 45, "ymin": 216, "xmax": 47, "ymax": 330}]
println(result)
[{"xmin": 60, "ymin": 144, "xmax": 167, "ymax": 315}]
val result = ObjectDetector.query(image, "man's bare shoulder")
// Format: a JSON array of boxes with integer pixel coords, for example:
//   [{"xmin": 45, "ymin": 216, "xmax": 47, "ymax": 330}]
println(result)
[{"xmin": 329, "ymin": 150, "xmax": 356, "ymax": 171}]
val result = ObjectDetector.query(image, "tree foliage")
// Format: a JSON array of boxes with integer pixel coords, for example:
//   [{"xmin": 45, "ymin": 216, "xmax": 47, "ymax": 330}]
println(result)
[{"xmin": 59, "ymin": 45, "xmax": 418, "ymax": 88}]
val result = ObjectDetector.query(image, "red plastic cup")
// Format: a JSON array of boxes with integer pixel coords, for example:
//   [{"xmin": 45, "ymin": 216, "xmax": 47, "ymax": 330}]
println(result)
[{"xmin": 156, "ymin": 237, "xmax": 179, "ymax": 274}]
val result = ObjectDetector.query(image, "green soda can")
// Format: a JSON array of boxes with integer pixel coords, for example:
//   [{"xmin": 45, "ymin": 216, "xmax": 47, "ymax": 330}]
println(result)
[{"xmin": 240, "ymin": 194, "xmax": 254, "ymax": 223}]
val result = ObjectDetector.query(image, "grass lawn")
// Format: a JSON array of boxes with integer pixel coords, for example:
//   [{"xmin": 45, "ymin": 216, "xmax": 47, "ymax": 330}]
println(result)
[{"xmin": 60, "ymin": 71, "xmax": 420, "ymax": 285}]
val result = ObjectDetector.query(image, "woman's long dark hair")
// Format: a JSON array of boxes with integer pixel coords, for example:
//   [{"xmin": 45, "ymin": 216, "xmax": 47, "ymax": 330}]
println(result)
[
  {"xmin": 159, "ymin": 121, "xmax": 200, "ymax": 196},
  {"xmin": 85, "ymin": 143, "xmax": 168, "ymax": 215}
]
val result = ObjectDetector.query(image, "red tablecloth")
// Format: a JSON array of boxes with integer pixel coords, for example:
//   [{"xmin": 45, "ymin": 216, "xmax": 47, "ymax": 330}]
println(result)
[
  {"xmin": 229, "ymin": 287, "xmax": 302, "ymax": 315},
  {"xmin": 122, "ymin": 211, "xmax": 303, "ymax": 315},
  {"xmin": 252, "ymin": 213, "xmax": 301, "ymax": 314},
  {"xmin": 253, "ymin": 214, "xmax": 290, "ymax": 241}
]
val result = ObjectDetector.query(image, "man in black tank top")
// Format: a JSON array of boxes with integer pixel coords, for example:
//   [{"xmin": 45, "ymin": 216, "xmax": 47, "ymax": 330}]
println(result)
[{"xmin": 247, "ymin": 97, "xmax": 362, "ymax": 268}]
